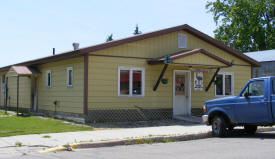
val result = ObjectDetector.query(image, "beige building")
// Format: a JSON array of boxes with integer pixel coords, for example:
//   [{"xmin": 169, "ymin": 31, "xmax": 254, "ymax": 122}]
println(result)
[{"xmin": 0, "ymin": 24, "xmax": 260, "ymax": 122}]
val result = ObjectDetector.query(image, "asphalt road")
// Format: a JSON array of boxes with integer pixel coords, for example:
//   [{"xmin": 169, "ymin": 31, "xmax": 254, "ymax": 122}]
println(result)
[{"xmin": 4, "ymin": 131, "xmax": 275, "ymax": 159}]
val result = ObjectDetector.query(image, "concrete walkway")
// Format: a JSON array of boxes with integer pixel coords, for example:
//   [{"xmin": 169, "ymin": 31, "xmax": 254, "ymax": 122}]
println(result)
[{"xmin": 0, "ymin": 124, "xmax": 211, "ymax": 158}]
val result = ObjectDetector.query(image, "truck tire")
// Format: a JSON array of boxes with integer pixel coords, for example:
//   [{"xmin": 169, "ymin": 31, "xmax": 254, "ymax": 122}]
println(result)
[
  {"xmin": 212, "ymin": 116, "xmax": 227, "ymax": 137},
  {"xmin": 244, "ymin": 125, "xmax": 257, "ymax": 135}
]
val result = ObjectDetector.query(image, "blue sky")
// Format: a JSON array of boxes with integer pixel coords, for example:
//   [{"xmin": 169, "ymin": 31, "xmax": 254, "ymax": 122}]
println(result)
[{"xmin": 0, "ymin": 0, "xmax": 216, "ymax": 67}]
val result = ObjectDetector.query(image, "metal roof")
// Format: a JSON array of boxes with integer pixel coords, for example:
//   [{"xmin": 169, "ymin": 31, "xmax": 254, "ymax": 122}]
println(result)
[{"xmin": 244, "ymin": 49, "xmax": 275, "ymax": 62}]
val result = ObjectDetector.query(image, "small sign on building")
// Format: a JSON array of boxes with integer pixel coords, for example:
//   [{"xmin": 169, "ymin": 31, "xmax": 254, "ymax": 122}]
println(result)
[{"xmin": 194, "ymin": 72, "xmax": 203, "ymax": 90}]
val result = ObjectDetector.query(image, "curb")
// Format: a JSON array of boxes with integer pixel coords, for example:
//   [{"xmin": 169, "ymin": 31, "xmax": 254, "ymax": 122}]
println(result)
[
  {"xmin": 39, "ymin": 126, "xmax": 275, "ymax": 153},
  {"xmin": 39, "ymin": 131, "xmax": 212, "ymax": 153}
]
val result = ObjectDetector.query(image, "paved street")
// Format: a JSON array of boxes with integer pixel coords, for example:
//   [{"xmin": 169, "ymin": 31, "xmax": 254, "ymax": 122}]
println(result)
[{"xmin": 4, "ymin": 131, "xmax": 275, "ymax": 159}]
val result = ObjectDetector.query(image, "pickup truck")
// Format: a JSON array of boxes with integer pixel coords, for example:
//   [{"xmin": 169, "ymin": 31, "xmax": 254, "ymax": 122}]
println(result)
[{"xmin": 202, "ymin": 76, "xmax": 275, "ymax": 137}]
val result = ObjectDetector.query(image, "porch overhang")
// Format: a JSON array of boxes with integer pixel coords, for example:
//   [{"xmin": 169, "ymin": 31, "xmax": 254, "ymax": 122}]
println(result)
[
  {"xmin": 147, "ymin": 48, "xmax": 231, "ymax": 68},
  {"xmin": 148, "ymin": 49, "xmax": 233, "ymax": 92},
  {"xmin": 11, "ymin": 66, "xmax": 40, "ymax": 76}
]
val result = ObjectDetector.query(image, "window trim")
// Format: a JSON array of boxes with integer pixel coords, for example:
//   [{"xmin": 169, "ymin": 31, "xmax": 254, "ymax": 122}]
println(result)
[
  {"xmin": 215, "ymin": 72, "xmax": 234, "ymax": 97},
  {"xmin": 66, "ymin": 67, "xmax": 73, "ymax": 88},
  {"xmin": 118, "ymin": 66, "xmax": 145, "ymax": 97},
  {"xmin": 46, "ymin": 70, "xmax": 52, "ymax": 88}
]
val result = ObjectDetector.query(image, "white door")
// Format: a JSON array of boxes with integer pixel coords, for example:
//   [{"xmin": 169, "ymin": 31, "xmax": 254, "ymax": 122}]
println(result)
[{"xmin": 173, "ymin": 70, "xmax": 191, "ymax": 116}]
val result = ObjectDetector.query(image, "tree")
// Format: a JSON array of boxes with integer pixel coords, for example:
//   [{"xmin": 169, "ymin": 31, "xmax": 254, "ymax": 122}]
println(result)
[
  {"xmin": 206, "ymin": 0, "xmax": 275, "ymax": 52},
  {"xmin": 106, "ymin": 34, "xmax": 113, "ymax": 42},
  {"xmin": 133, "ymin": 24, "xmax": 142, "ymax": 35}
]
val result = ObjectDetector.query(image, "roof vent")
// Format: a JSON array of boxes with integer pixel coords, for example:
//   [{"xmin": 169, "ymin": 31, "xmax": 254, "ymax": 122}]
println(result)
[{"xmin": 73, "ymin": 43, "xmax": 80, "ymax": 50}]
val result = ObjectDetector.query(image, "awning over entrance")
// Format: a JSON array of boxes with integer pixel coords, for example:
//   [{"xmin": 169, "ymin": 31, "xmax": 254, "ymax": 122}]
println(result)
[
  {"xmin": 148, "ymin": 48, "xmax": 231, "ymax": 68},
  {"xmin": 11, "ymin": 66, "xmax": 40, "ymax": 76},
  {"xmin": 148, "ymin": 48, "xmax": 233, "ymax": 92}
]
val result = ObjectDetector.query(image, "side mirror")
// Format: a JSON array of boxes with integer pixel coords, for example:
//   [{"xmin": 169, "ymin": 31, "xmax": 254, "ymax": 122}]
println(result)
[{"xmin": 244, "ymin": 92, "xmax": 249, "ymax": 98}]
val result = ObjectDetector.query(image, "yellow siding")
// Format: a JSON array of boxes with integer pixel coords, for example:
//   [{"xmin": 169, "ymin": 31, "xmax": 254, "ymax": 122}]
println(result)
[
  {"xmin": 88, "ymin": 56, "xmax": 250, "ymax": 110},
  {"xmin": 90, "ymin": 31, "xmax": 250, "ymax": 66},
  {"xmin": 37, "ymin": 57, "xmax": 84, "ymax": 114},
  {"xmin": 88, "ymin": 30, "xmax": 251, "ymax": 110},
  {"xmin": 173, "ymin": 53, "xmax": 226, "ymax": 66},
  {"xmin": 6, "ymin": 69, "xmax": 31, "ymax": 109},
  {"xmin": 188, "ymin": 65, "xmax": 251, "ymax": 108},
  {"xmin": 88, "ymin": 56, "xmax": 174, "ymax": 110}
]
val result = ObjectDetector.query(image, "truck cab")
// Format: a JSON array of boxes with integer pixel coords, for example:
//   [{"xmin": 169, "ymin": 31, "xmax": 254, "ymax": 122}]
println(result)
[{"xmin": 203, "ymin": 76, "xmax": 275, "ymax": 137}]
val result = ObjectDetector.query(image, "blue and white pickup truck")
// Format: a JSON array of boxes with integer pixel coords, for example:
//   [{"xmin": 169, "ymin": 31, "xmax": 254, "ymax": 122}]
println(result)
[{"xmin": 203, "ymin": 76, "xmax": 275, "ymax": 137}]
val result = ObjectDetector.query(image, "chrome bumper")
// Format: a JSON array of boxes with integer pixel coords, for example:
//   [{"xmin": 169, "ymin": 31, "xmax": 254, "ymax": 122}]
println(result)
[{"xmin": 202, "ymin": 115, "xmax": 209, "ymax": 124}]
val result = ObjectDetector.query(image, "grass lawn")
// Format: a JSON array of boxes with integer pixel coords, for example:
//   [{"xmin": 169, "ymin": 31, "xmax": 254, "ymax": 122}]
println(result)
[
  {"xmin": 0, "ymin": 111, "xmax": 8, "ymax": 115},
  {"xmin": 0, "ymin": 114, "xmax": 92, "ymax": 137}
]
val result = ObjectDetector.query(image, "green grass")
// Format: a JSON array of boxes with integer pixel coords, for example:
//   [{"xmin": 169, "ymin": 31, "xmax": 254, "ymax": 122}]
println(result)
[
  {"xmin": 0, "ymin": 116, "xmax": 92, "ymax": 137},
  {"xmin": 0, "ymin": 110, "xmax": 8, "ymax": 115}
]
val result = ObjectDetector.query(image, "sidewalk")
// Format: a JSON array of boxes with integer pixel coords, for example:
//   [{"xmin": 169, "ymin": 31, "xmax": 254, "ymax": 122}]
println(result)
[{"xmin": 0, "ymin": 124, "xmax": 211, "ymax": 158}]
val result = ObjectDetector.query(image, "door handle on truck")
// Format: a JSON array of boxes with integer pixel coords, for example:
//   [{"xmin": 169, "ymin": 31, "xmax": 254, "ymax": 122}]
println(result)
[{"xmin": 260, "ymin": 98, "xmax": 267, "ymax": 102}]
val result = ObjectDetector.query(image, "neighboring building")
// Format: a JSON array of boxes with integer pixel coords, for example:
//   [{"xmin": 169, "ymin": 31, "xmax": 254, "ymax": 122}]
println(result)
[
  {"xmin": 0, "ymin": 24, "xmax": 259, "ymax": 122},
  {"xmin": 244, "ymin": 50, "xmax": 275, "ymax": 78}
]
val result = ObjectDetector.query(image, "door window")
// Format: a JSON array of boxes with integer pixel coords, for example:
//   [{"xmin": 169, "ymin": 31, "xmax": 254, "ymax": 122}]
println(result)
[
  {"xmin": 249, "ymin": 81, "xmax": 264, "ymax": 96},
  {"xmin": 241, "ymin": 80, "xmax": 264, "ymax": 97},
  {"xmin": 175, "ymin": 75, "xmax": 185, "ymax": 95}
]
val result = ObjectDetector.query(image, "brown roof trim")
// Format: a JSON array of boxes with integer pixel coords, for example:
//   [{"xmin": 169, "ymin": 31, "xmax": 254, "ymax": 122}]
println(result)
[
  {"xmin": 0, "ymin": 24, "xmax": 260, "ymax": 72},
  {"xmin": 0, "ymin": 50, "xmax": 83, "ymax": 72},
  {"xmin": 182, "ymin": 26, "xmax": 260, "ymax": 67},
  {"xmin": 148, "ymin": 48, "xmax": 231, "ymax": 66}
]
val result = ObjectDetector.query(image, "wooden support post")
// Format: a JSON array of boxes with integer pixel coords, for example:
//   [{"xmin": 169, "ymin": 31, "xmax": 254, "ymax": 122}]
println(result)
[
  {"xmin": 153, "ymin": 64, "xmax": 168, "ymax": 91},
  {"xmin": 16, "ymin": 75, "xmax": 19, "ymax": 116},
  {"xmin": 83, "ymin": 55, "xmax": 88, "ymax": 115},
  {"xmin": 4, "ymin": 77, "xmax": 8, "ymax": 113},
  {"xmin": 205, "ymin": 68, "xmax": 220, "ymax": 92}
]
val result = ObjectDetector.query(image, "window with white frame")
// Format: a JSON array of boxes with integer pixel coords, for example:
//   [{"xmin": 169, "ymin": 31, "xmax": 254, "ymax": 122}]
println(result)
[
  {"xmin": 215, "ymin": 72, "xmax": 234, "ymax": 96},
  {"xmin": 46, "ymin": 70, "xmax": 52, "ymax": 88},
  {"xmin": 66, "ymin": 67, "xmax": 73, "ymax": 87},
  {"xmin": 118, "ymin": 66, "xmax": 145, "ymax": 97},
  {"xmin": 178, "ymin": 33, "xmax": 187, "ymax": 48}
]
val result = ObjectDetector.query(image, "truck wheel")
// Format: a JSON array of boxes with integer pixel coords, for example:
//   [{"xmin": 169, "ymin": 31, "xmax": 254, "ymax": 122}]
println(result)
[
  {"xmin": 212, "ymin": 116, "xmax": 227, "ymax": 137},
  {"xmin": 244, "ymin": 125, "xmax": 257, "ymax": 135}
]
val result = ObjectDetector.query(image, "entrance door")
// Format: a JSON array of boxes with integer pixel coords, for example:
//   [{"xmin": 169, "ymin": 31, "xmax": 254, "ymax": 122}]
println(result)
[
  {"xmin": 31, "ymin": 77, "xmax": 38, "ymax": 112},
  {"xmin": 173, "ymin": 70, "xmax": 191, "ymax": 116}
]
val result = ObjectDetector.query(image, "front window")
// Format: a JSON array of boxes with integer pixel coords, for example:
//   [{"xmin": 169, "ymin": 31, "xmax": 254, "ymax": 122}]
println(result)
[
  {"xmin": 118, "ymin": 66, "xmax": 144, "ymax": 97},
  {"xmin": 215, "ymin": 72, "xmax": 233, "ymax": 96}
]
